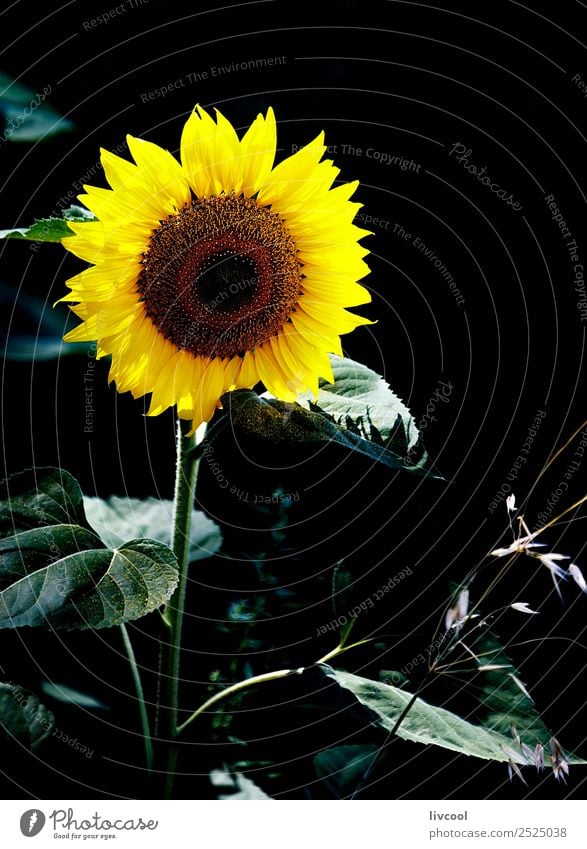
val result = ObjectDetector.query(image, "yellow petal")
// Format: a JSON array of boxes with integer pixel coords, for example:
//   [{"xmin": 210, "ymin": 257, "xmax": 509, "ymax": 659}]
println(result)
[
  {"xmin": 290, "ymin": 309, "xmax": 344, "ymax": 355},
  {"xmin": 211, "ymin": 108, "xmax": 242, "ymax": 192},
  {"xmin": 239, "ymin": 107, "xmax": 276, "ymax": 197},
  {"xmin": 269, "ymin": 336, "xmax": 306, "ymax": 395},
  {"xmin": 234, "ymin": 350, "xmax": 259, "ymax": 388},
  {"xmin": 193, "ymin": 357, "xmax": 226, "ymax": 424},
  {"xmin": 100, "ymin": 147, "xmax": 141, "ymax": 191},
  {"xmin": 254, "ymin": 343, "xmax": 298, "ymax": 401},
  {"xmin": 180, "ymin": 105, "xmax": 216, "ymax": 197},
  {"xmin": 148, "ymin": 352, "xmax": 187, "ymax": 416},
  {"xmin": 256, "ymin": 131, "xmax": 326, "ymax": 207},
  {"xmin": 126, "ymin": 134, "xmax": 191, "ymax": 211},
  {"xmin": 180, "ymin": 104, "xmax": 242, "ymax": 197},
  {"xmin": 299, "ymin": 300, "xmax": 374, "ymax": 334},
  {"xmin": 301, "ymin": 277, "xmax": 372, "ymax": 307}
]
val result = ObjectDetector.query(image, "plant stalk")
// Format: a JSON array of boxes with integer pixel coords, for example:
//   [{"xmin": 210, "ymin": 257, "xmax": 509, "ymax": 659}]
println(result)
[
  {"xmin": 161, "ymin": 417, "xmax": 202, "ymax": 798},
  {"xmin": 176, "ymin": 668, "xmax": 303, "ymax": 736},
  {"xmin": 120, "ymin": 623, "xmax": 153, "ymax": 774}
]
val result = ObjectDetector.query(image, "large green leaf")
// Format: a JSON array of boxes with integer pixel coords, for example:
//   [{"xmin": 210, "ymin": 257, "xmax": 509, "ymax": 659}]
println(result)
[
  {"xmin": 0, "ymin": 682, "xmax": 54, "ymax": 749},
  {"xmin": 0, "ymin": 205, "xmax": 96, "ymax": 243},
  {"xmin": 222, "ymin": 390, "xmax": 438, "ymax": 477},
  {"xmin": 0, "ymin": 533, "xmax": 178, "ymax": 629},
  {"xmin": 324, "ymin": 668, "xmax": 586, "ymax": 766},
  {"xmin": 0, "ymin": 468, "xmax": 179, "ymax": 629},
  {"xmin": 0, "ymin": 468, "xmax": 89, "ymax": 536},
  {"xmin": 0, "ymin": 71, "xmax": 74, "ymax": 143},
  {"xmin": 298, "ymin": 355, "xmax": 421, "ymax": 457},
  {"xmin": 83, "ymin": 496, "xmax": 222, "ymax": 562}
]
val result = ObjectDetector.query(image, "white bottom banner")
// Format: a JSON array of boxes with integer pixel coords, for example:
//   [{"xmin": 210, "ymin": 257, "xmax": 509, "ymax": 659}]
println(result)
[{"xmin": 0, "ymin": 800, "xmax": 584, "ymax": 848}]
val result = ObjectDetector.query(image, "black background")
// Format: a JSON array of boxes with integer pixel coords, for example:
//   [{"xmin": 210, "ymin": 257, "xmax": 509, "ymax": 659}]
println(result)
[{"xmin": 0, "ymin": 0, "xmax": 585, "ymax": 800}]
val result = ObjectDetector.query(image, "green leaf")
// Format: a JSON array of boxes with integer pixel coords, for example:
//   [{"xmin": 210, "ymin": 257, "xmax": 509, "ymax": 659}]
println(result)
[
  {"xmin": 222, "ymin": 390, "xmax": 439, "ymax": 477},
  {"xmin": 0, "ymin": 71, "xmax": 74, "ymax": 143},
  {"xmin": 62, "ymin": 205, "xmax": 97, "ymax": 223},
  {"xmin": 0, "ymin": 682, "xmax": 54, "ymax": 749},
  {"xmin": 0, "ymin": 468, "xmax": 89, "ymax": 536},
  {"xmin": 324, "ymin": 668, "xmax": 586, "ymax": 766},
  {"xmin": 83, "ymin": 495, "xmax": 222, "ymax": 562},
  {"xmin": 0, "ymin": 205, "xmax": 97, "ymax": 243},
  {"xmin": 0, "ymin": 468, "xmax": 179, "ymax": 629},
  {"xmin": 0, "ymin": 219, "xmax": 73, "ymax": 242},
  {"xmin": 0, "ymin": 534, "xmax": 178, "ymax": 629},
  {"xmin": 314, "ymin": 744, "xmax": 379, "ymax": 798},
  {"xmin": 298, "ymin": 354, "xmax": 420, "ymax": 456}
]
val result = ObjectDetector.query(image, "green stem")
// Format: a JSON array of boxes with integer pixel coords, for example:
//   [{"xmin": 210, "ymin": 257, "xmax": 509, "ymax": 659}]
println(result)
[
  {"xmin": 175, "ymin": 636, "xmax": 375, "ymax": 738},
  {"xmin": 176, "ymin": 668, "xmax": 304, "ymax": 736},
  {"xmin": 316, "ymin": 638, "xmax": 374, "ymax": 665},
  {"xmin": 120, "ymin": 623, "xmax": 153, "ymax": 774},
  {"xmin": 161, "ymin": 417, "xmax": 203, "ymax": 798}
]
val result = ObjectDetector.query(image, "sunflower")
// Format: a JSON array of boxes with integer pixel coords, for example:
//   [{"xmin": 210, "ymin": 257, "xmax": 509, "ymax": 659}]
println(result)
[{"xmin": 61, "ymin": 105, "xmax": 372, "ymax": 429}]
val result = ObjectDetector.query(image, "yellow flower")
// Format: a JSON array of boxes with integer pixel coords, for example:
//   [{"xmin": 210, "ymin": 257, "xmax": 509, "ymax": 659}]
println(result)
[{"xmin": 61, "ymin": 105, "xmax": 372, "ymax": 430}]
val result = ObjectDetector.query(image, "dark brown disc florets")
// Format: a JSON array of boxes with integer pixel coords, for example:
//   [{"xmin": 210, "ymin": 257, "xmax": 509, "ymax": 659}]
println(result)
[{"xmin": 138, "ymin": 194, "xmax": 303, "ymax": 359}]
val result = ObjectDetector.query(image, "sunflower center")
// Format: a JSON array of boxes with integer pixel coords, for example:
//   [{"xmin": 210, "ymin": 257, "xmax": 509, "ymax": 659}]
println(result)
[
  {"xmin": 194, "ymin": 250, "xmax": 259, "ymax": 315},
  {"xmin": 138, "ymin": 194, "xmax": 302, "ymax": 359}
]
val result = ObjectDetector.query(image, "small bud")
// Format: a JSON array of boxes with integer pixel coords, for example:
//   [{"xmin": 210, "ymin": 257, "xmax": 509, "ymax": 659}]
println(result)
[
  {"xmin": 444, "ymin": 606, "xmax": 457, "ymax": 631},
  {"xmin": 511, "ymin": 602, "xmax": 539, "ymax": 615},
  {"xmin": 537, "ymin": 553, "xmax": 569, "ymax": 600},
  {"xmin": 568, "ymin": 563, "xmax": 587, "ymax": 593},
  {"xmin": 457, "ymin": 588, "xmax": 469, "ymax": 621},
  {"xmin": 534, "ymin": 743, "xmax": 544, "ymax": 772},
  {"xmin": 507, "ymin": 759, "xmax": 527, "ymax": 785}
]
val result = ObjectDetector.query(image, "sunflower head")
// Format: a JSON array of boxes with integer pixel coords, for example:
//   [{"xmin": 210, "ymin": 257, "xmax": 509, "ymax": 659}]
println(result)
[{"xmin": 61, "ymin": 105, "xmax": 372, "ymax": 430}]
